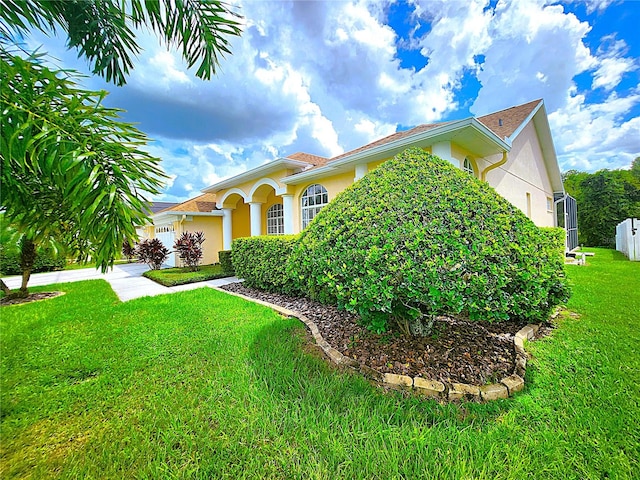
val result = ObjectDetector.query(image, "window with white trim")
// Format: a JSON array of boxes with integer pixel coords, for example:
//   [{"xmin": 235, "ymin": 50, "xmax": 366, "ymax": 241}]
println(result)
[
  {"xmin": 301, "ymin": 184, "xmax": 329, "ymax": 229},
  {"xmin": 463, "ymin": 157, "xmax": 476, "ymax": 176},
  {"xmin": 266, "ymin": 204, "xmax": 284, "ymax": 235}
]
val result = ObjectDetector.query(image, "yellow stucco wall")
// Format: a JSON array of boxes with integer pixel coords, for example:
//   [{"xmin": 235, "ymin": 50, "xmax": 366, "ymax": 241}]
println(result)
[
  {"xmin": 232, "ymin": 201, "xmax": 251, "ymax": 240},
  {"xmin": 290, "ymin": 170, "xmax": 355, "ymax": 232},
  {"xmin": 216, "ymin": 168, "xmax": 295, "ymax": 208},
  {"xmin": 177, "ymin": 216, "xmax": 223, "ymax": 265}
]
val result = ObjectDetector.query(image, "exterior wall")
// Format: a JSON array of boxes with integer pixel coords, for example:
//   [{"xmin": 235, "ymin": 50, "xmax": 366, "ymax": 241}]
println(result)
[
  {"xmin": 232, "ymin": 202, "xmax": 251, "ymax": 240},
  {"xmin": 177, "ymin": 216, "xmax": 223, "ymax": 265},
  {"xmin": 290, "ymin": 171, "xmax": 355, "ymax": 232},
  {"xmin": 141, "ymin": 225, "xmax": 155, "ymax": 240},
  {"xmin": 216, "ymin": 168, "xmax": 294, "ymax": 207},
  {"xmin": 484, "ymin": 122, "xmax": 556, "ymax": 227},
  {"xmin": 451, "ymin": 144, "xmax": 490, "ymax": 178}
]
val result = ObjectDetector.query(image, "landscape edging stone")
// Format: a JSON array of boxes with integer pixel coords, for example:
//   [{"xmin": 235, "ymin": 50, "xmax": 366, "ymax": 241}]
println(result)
[{"xmin": 214, "ymin": 286, "xmax": 537, "ymax": 402}]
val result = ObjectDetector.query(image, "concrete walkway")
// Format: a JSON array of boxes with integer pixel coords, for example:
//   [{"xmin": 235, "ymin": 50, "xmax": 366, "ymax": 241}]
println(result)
[{"xmin": 1, "ymin": 263, "xmax": 240, "ymax": 302}]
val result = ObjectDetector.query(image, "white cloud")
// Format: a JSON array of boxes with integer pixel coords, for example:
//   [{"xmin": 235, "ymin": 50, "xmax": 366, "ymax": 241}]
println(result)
[
  {"xmin": 591, "ymin": 36, "xmax": 637, "ymax": 91},
  {"xmin": 471, "ymin": 0, "xmax": 595, "ymax": 114},
  {"xmin": 550, "ymin": 89, "xmax": 640, "ymax": 171},
  {"xmin": 21, "ymin": 0, "xmax": 640, "ymax": 200}
]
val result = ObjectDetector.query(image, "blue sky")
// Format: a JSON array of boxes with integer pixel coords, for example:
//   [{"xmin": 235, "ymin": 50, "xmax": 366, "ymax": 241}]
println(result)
[{"xmin": 24, "ymin": 0, "xmax": 640, "ymax": 202}]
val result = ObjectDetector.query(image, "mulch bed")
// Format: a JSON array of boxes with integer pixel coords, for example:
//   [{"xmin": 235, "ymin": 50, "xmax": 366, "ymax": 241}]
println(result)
[
  {"xmin": 220, "ymin": 282, "xmax": 547, "ymax": 385},
  {"xmin": 1, "ymin": 291, "xmax": 64, "ymax": 306}
]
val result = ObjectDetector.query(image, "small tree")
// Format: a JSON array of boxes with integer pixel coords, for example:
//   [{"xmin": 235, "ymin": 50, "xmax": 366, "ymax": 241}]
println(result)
[
  {"xmin": 136, "ymin": 239, "xmax": 169, "ymax": 270},
  {"xmin": 122, "ymin": 242, "xmax": 136, "ymax": 263},
  {"xmin": 174, "ymin": 231, "xmax": 205, "ymax": 271}
]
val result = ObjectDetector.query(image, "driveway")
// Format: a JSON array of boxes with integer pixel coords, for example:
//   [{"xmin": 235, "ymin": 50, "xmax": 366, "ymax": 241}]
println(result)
[{"xmin": 1, "ymin": 263, "xmax": 239, "ymax": 302}]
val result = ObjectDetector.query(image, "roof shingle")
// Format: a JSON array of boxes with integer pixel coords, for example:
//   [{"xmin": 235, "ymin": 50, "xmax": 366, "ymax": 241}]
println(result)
[
  {"xmin": 477, "ymin": 99, "xmax": 541, "ymax": 140},
  {"xmin": 158, "ymin": 192, "xmax": 218, "ymax": 213}
]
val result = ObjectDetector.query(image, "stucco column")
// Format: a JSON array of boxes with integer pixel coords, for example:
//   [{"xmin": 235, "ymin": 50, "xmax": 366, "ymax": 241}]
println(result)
[
  {"xmin": 249, "ymin": 202, "xmax": 262, "ymax": 237},
  {"xmin": 222, "ymin": 208, "xmax": 233, "ymax": 250},
  {"xmin": 355, "ymin": 163, "xmax": 369, "ymax": 181},
  {"xmin": 432, "ymin": 141, "xmax": 456, "ymax": 166},
  {"xmin": 282, "ymin": 194, "xmax": 295, "ymax": 234}
]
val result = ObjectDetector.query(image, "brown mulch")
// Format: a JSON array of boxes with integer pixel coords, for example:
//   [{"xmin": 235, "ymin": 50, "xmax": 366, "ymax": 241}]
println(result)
[
  {"xmin": 0, "ymin": 291, "xmax": 64, "ymax": 306},
  {"xmin": 220, "ymin": 282, "xmax": 549, "ymax": 385}
]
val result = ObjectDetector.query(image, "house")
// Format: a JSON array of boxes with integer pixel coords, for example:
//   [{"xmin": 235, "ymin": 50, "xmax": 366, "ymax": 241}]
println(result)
[{"xmin": 145, "ymin": 99, "xmax": 576, "ymax": 267}]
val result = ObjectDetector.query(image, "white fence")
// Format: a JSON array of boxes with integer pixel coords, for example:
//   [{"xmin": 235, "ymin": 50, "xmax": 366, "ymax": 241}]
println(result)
[{"xmin": 615, "ymin": 218, "xmax": 639, "ymax": 261}]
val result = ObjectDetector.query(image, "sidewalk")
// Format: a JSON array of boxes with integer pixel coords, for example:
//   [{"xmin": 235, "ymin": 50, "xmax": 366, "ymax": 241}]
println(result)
[{"xmin": 1, "ymin": 263, "xmax": 240, "ymax": 302}]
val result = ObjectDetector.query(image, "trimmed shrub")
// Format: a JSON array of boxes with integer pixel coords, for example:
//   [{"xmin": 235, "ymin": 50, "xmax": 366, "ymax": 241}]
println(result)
[
  {"xmin": 290, "ymin": 148, "xmax": 570, "ymax": 335},
  {"xmin": 218, "ymin": 250, "xmax": 234, "ymax": 276},
  {"xmin": 173, "ymin": 231, "xmax": 205, "ymax": 271},
  {"xmin": 136, "ymin": 238, "xmax": 170, "ymax": 270},
  {"xmin": 32, "ymin": 247, "xmax": 66, "ymax": 273},
  {"xmin": 539, "ymin": 227, "xmax": 571, "ymax": 301},
  {"xmin": 0, "ymin": 245, "xmax": 21, "ymax": 275},
  {"xmin": 232, "ymin": 235, "xmax": 299, "ymax": 293},
  {"xmin": 0, "ymin": 244, "xmax": 65, "ymax": 275}
]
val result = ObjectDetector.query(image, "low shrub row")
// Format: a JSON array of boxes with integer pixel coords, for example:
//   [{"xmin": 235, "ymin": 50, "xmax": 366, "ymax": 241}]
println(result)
[
  {"xmin": 0, "ymin": 245, "xmax": 66, "ymax": 276},
  {"xmin": 218, "ymin": 250, "xmax": 234, "ymax": 276},
  {"xmin": 231, "ymin": 236, "xmax": 299, "ymax": 294}
]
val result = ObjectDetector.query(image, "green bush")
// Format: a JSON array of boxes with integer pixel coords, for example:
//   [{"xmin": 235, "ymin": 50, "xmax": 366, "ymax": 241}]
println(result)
[
  {"xmin": 232, "ymin": 235, "xmax": 299, "ymax": 293},
  {"xmin": 218, "ymin": 250, "xmax": 234, "ymax": 276},
  {"xmin": 33, "ymin": 247, "xmax": 67, "ymax": 273},
  {"xmin": 0, "ymin": 244, "xmax": 66, "ymax": 275},
  {"xmin": 290, "ymin": 148, "xmax": 570, "ymax": 334}
]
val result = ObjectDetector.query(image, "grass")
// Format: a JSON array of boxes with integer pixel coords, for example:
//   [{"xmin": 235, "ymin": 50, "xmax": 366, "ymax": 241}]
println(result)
[
  {"xmin": 62, "ymin": 258, "xmax": 131, "ymax": 271},
  {"xmin": 1, "ymin": 248, "xmax": 638, "ymax": 479},
  {"xmin": 143, "ymin": 263, "xmax": 228, "ymax": 286}
]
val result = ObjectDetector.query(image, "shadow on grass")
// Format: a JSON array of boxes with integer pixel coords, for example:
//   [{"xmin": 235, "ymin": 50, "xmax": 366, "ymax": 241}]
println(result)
[{"xmin": 246, "ymin": 317, "xmax": 512, "ymax": 432}]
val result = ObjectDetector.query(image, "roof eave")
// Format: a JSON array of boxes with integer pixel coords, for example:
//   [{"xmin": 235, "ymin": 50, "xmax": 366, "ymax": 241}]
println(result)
[
  {"xmin": 282, "ymin": 118, "xmax": 511, "ymax": 185},
  {"xmin": 152, "ymin": 210, "xmax": 223, "ymax": 223},
  {"xmin": 531, "ymin": 102, "xmax": 564, "ymax": 193},
  {"xmin": 202, "ymin": 158, "xmax": 312, "ymax": 193}
]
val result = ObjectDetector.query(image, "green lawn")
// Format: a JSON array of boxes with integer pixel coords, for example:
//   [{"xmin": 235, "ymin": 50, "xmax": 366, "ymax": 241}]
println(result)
[
  {"xmin": 1, "ymin": 248, "xmax": 638, "ymax": 479},
  {"xmin": 143, "ymin": 263, "xmax": 228, "ymax": 286}
]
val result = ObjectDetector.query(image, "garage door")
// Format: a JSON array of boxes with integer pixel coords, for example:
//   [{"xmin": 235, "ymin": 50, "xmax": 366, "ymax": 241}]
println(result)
[{"xmin": 155, "ymin": 226, "xmax": 175, "ymax": 267}]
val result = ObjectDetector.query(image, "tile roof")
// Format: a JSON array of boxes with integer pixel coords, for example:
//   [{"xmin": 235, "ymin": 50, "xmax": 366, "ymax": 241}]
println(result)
[
  {"xmin": 157, "ymin": 192, "xmax": 218, "ymax": 214},
  {"xmin": 285, "ymin": 100, "xmax": 542, "ymax": 176},
  {"xmin": 286, "ymin": 152, "xmax": 330, "ymax": 167},
  {"xmin": 477, "ymin": 99, "xmax": 541, "ymax": 140},
  {"xmin": 145, "ymin": 201, "xmax": 179, "ymax": 214},
  {"xmin": 328, "ymin": 123, "xmax": 447, "ymax": 163}
]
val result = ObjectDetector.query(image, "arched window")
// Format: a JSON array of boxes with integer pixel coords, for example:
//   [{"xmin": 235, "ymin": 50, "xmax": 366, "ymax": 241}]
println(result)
[
  {"xmin": 463, "ymin": 157, "xmax": 476, "ymax": 176},
  {"xmin": 301, "ymin": 184, "xmax": 329, "ymax": 229},
  {"xmin": 266, "ymin": 204, "xmax": 284, "ymax": 235}
]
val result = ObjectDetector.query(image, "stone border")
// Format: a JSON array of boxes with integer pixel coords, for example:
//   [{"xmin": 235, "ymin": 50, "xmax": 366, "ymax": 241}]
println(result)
[{"xmin": 214, "ymin": 286, "xmax": 539, "ymax": 402}]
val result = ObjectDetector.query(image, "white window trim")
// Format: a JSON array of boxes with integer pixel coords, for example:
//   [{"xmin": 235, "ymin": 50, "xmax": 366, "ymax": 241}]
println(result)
[
  {"xmin": 463, "ymin": 157, "xmax": 476, "ymax": 177},
  {"xmin": 301, "ymin": 184, "xmax": 329, "ymax": 229},
  {"xmin": 266, "ymin": 203, "xmax": 284, "ymax": 235}
]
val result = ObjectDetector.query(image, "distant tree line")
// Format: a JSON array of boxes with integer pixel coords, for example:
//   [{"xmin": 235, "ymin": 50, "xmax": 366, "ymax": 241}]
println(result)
[{"xmin": 563, "ymin": 157, "xmax": 640, "ymax": 247}]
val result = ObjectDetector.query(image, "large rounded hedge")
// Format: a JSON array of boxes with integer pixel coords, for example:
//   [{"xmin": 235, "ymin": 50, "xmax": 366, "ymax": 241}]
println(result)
[{"xmin": 289, "ymin": 148, "xmax": 569, "ymax": 334}]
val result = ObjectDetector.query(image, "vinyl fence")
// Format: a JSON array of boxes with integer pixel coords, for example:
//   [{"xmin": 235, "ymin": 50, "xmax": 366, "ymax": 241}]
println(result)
[{"xmin": 615, "ymin": 218, "xmax": 639, "ymax": 261}]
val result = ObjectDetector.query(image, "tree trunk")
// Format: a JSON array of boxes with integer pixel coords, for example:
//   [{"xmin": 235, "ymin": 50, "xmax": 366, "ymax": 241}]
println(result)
[
  {"xmin": 0, "ymin": 279, "xmax": 11, "ymax": 295},
  {"xmin": 19, "ymin": 237, "xmax": 37, "ymax": 295}
]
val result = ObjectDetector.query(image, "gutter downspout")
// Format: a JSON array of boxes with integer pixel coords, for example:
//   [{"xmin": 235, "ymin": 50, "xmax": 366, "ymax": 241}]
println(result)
[{"xmin": 481, "ymin": 151, "xmax": 508, "ymax": 182}]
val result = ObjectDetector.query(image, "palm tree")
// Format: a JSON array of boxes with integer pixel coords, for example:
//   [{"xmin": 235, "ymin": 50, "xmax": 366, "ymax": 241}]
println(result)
[
  {"xmin": 0, "ymin": 0, "xmax": 242, "ymax": 85},
  {"xmin": 0, "ymin": 1, "xmax": 242, "ymax": 297}
]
